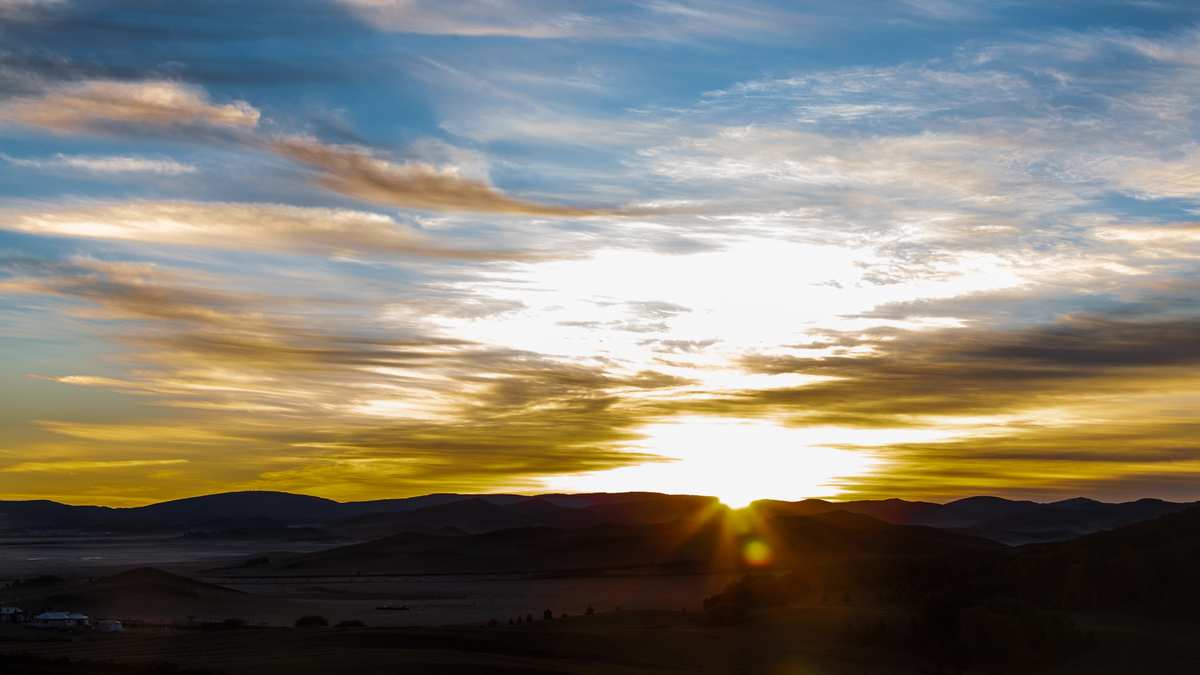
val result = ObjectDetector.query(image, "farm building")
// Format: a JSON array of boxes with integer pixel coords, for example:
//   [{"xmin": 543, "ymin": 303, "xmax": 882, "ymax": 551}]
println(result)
[
  {"xmin": 96, "ymin": 619, "xmax": 124, "ymax": 632},
  {"xmin": 32, "ymin": 611, "xmax": 90, "ymax": 629}
]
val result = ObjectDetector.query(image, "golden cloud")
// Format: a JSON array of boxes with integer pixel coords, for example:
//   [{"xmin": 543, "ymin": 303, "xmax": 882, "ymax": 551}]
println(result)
[{"xmin": 0, "ymin": 79, "xmax": 260, "ymax": 133}]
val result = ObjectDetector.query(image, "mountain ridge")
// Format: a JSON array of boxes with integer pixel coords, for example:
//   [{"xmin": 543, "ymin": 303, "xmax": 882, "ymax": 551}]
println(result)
[{"xmin": 1, "ymin": 490, "xmax": 1194, "ymax": 545}]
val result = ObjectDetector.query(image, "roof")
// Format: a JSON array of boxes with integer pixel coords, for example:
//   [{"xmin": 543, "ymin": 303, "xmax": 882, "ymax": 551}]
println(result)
[{"xmin": 34, "ymin": 611, "xmax": 89, "ymax": 620}]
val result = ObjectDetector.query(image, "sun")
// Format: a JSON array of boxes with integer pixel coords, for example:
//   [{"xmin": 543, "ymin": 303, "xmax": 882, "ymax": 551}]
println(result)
[{"xmin": 545, "ymin": 416, "xmax": 882, "ymax": 506}]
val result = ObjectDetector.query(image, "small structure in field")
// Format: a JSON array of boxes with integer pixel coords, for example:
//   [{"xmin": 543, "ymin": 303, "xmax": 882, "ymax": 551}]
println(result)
[
  {"xmin": 32, "ymin": 611, "xmax": 90, "ymax": 629},
  {"xmin": 0, "ymin": 606, "xmax": 23, "ymax": 623},
  {"xmin": 95, "ymin": 619, "xmax": 124, "ymax": 633}
]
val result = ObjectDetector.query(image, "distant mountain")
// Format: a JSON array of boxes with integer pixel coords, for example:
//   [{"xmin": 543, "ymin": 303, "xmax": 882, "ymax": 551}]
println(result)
[
  {"xmin": 0, "ymin": 491, "xmax": 549, "ymax": 534},
  {"xmin": 137, "ymin": 492, "xmax": 340, "ymax": 528},
  {"xmin": 753, "ymin": 495, "xmax": 1195, "ymax": 544},
  {"xmin": 0, "ymin": 490, "xmax": 1192, "ymax": 544},
  {"xmin": 0, "ymin": 499, "xmax": 123, "ymax": 532}
]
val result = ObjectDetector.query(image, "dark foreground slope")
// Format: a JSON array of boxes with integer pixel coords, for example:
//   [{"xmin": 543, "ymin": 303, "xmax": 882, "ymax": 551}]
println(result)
[
  {"xmin": 5, "ymin": 601, "xmax": 1199, "ymax": 675},
  {"xmin": 758, "ymin": 504, "xmax": 1200, "ymax": 622},
  {"xmin": 248, "ymin": 509, "xmax": 998, "ymax": 577},
  {"xmin": 1007, "ymin": 503, "xmax": 1200, "ymax": 617}
]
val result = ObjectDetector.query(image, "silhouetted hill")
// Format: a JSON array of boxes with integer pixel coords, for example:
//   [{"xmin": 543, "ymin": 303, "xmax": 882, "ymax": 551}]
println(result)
[
  {"xmin": 753, "ymin": 495, "xmax": 1195, "ymax": 544},
  {"xmin": 1, "ymin": 491, "xmax": 1192, "ymax": 544},
  {"xmin": 0, "ymin": 491, "xmax": 539, "ymax": 534},
  {"xmin": 0, "ymin": 499, "xmax": 121, "ymax": 532},
  {"xmin": 140, "ymin": 492, "xmax": 340, "ymax": 529}
]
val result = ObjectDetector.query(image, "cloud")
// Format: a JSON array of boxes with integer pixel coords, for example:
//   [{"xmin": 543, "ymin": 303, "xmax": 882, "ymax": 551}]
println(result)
[
  {"xmin": 269, "ymin": 136, "xmax": 602, "ymax": 216},
  {"xmin": 0, "ymin": 73, "xmax": 607, "ymax": 217},
  {"xmin": 732, "ymin": 313, "xmax": 1200, "ymax": 424},
  {"xmin": 0, "ymin": 458, "xmax": 188, "ymax": 473},
  {"xmin": 337, "ymin": 0, "xmax": 599, "ymax": 39},
  {"xmin": 1, "ymin": 200, "xmax": 530, "ymax": 260},
  {"xmin": 0, "ymin": 79, "xmax": 260, "ymax": 133},
  {"xmin": 0, "ymin": 258, "xmax": 686, "ymax": 500},
  {"xmin": 3, "ymin": 153, "xmax": 197, "ymax": 176},
  {"xmin": 1113, "ymin": 148, "xmax": 1200, "ymax": 199},
  {"xmin": 0, "ymin": 0, "xmax": 63, "ymax": 20},
  {"xmin": 338, "ymin": 0, "xmax": 807, "ymax": 41}
]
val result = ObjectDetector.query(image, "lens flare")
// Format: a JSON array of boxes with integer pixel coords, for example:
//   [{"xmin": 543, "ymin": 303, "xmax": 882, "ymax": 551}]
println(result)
[{"xmin": 742, "ymin": 538, "xmax": 772, "ymax": 567}]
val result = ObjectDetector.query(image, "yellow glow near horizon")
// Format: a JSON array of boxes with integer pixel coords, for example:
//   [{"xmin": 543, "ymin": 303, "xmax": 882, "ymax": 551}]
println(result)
[{"xmin": 545, "ymin": 416, "xmax": 884, "ymax": 508}]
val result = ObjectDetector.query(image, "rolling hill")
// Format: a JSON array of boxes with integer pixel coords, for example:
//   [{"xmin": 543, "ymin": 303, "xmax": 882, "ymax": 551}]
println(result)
[{"xmin": 9, "ymin": 567, "xmax": 252, "ymax": 622}]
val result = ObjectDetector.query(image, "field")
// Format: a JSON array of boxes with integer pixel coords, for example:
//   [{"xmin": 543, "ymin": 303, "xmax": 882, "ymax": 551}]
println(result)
[{"xmin": 3, "ymin": 605, "xmax": 1198, "ymax": 675}]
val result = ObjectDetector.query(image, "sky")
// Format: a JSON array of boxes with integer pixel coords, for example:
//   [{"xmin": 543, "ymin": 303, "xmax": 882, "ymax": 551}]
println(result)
[{"xmin": 2, "ymin": 1, "xmax": 1200, "ymax": 507}]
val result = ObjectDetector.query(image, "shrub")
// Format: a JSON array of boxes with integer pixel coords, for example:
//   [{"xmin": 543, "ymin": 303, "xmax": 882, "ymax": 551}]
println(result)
[{"xmin": 294, "ymin": 615, "xmax": 329, "ymax": 628}]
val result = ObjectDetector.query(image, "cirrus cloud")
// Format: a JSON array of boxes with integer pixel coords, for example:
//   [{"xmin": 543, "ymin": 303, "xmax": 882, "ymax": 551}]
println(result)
[{"xmin": 1, "ymin": 199, "xmax": 531, "ymax": 260}]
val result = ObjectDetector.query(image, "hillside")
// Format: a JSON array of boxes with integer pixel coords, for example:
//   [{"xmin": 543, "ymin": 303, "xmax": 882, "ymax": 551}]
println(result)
[{"xmin": 1006, "ymin": 504, "xmax": 1200, "ymax": 618}]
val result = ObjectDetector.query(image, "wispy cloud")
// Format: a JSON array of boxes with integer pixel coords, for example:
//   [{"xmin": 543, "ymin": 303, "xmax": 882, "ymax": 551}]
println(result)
[
  {"xmin": 3, "ymin": 153, "xmax": 197, "ymax": 176},
  {"xmin": 1, "ymin": 74, "xmax": 608, "ymax": 216},
  {"xmin": 338, "ymin": 0, "xmax": 808, "ymax": 41},
  {"xmin": 0, "ymin": 458, "xmax": 188, "ymax": 473}
]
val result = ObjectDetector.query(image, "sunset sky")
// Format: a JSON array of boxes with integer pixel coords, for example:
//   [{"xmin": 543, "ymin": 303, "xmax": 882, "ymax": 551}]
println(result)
[{"xmin": 3, "ymin": 1, "xmax": 1200, "ymax": 507}]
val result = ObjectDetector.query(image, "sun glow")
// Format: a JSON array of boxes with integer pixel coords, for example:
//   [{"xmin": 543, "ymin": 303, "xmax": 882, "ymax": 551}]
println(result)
[{"xmin": 545, "ymin": 416, "xmax": 883, "ymax": 508}]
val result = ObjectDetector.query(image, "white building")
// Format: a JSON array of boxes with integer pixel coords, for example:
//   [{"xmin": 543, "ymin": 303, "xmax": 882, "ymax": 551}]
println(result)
[
  {"xmin": 32, "ymin": 611, "xmax": 90, "ymax": 629},
  {"xmin": 95, "ymin": 619, "xmax": 124, "ymax": 633},
  {"xmin": 0, "ymin": 606, "xmax": 23, "ymax": 623}
]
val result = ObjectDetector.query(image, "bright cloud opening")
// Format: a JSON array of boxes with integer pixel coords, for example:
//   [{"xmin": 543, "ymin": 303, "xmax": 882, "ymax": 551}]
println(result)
[{"xmin": 545, "ymin": 416, "xmax": 886, "ymax": 508}]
